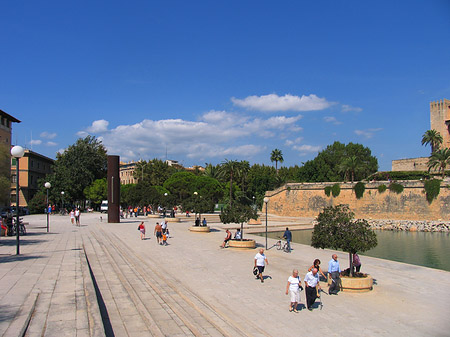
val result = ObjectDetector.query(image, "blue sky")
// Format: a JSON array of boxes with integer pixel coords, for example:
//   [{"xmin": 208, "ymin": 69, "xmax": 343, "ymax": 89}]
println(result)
[{"xmin": 1, "ymin": 0, "xmax": 449, "ymax": 171}]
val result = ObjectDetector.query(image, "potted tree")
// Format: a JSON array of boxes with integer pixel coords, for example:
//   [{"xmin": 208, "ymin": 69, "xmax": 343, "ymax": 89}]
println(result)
[
  {"xmin": 311, "ymin": 204, "xmax": 377, "ymax": 292},
  {"xmin": 219, "ymin": 197, "xmax": 258, "ymax": 248}
]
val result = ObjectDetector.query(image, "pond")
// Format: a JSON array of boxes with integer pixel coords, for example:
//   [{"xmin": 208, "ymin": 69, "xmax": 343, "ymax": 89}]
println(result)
[{"xmin": 257, "ymin": 229, "xmax": 450, "ymax": 272}]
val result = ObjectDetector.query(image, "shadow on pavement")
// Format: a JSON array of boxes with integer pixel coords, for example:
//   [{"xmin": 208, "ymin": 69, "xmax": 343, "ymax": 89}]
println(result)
[
  {"xmin": 0, "ymin": 254, "xmax": 44, "ymax": 264},
  {"xmin": 0, "ymin": 304, "xmax": 19, "ymax": 323}
]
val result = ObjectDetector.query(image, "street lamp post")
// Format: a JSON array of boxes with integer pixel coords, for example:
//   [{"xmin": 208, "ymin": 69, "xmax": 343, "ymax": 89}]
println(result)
[
  {"xmin": 263, "ymin": 197, "xmax": 269, "ymax": 249},
  {"xmin": 61, "ymin": 191, "xmax": 65, "ymax": 214},
  {"xmin": 11, "ymin": 145, "xmax": 25, "ymax": 255},
  {"xmin": 45, "ymin": 182, "xmax": 51, "ymax": 232}
]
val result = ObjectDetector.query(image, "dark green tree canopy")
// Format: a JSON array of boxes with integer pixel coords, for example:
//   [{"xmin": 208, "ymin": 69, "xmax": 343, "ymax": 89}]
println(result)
[
  {"xmin": 135, "ymin": 159, "xmax": 178, "ymax": 186},
  {"xmin": 48, "ymin": 136, "xmax": 107, "ymax": 203},
  {"xmin": 311, "ymin": 204, "xmax": 377, "ymax": 255},
  {"xmin": 84, "ymin": 178, "xmax": 107, "ymax": 206},
  {"xmin": 297, "ymin": 141, "xmax": 378, "ymax": 182}
]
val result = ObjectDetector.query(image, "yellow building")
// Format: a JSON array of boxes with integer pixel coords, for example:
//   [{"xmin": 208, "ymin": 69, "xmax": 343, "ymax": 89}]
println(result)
[
  {"xmin": 11, "ymin": 150, "xmax": 54, "ymax": 207},
  {"xmin": 120, "ymin": 161, "xmax": 138, "ymax": 185}
]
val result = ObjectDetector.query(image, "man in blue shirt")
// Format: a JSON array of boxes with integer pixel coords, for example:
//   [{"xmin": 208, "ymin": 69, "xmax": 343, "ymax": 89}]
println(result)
[
  {"xmin": 328, "ymin": 254, "xmax": 341, "ymax": 295},
  {"xmin": 282, "ymin": 227, "xmax": 292, "ymax": 252}
]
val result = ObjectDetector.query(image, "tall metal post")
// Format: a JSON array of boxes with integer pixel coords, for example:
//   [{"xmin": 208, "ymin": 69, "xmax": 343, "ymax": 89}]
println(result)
[
  {"xmin": 15, "ymin": 160, "xmax": 20, "ymax": 255},
  {"xmin": 264, "ymin": 197, "xmax": 269, "ymax": 249},
  {"xmin": 45, "ymin": 182, "xmax": 51, "ymax": 232}
]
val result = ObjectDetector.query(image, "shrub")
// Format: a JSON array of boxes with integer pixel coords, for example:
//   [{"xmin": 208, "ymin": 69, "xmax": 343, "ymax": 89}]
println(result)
[
  {"xmin": 354, "ymin": 182, "xmax": 365, "ymax": 199},
  {"xmin": 389, "ymin": 182, "xmax": 404, "ymax": 194},
  {"xmin": 369, "ymin": 171, "xmax": 432, "ymax": 181},
  {"xmin": 377, "ymin": 184, "xmax": 387, "ymax": 193},
  {"xmin": 424, "ymin": 179, "xmax": 441, "ymax": 204},
  {"xmin": 331, "ymin": 183, "xmax": 341, "ymax": 197},
  {"xmin": 324, "ymin": 186, "xmax": 332, "ymax": 197}
]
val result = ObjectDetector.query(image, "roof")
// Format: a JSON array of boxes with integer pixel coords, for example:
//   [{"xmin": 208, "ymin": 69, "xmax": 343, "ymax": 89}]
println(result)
[{"xmin": 0, "ymin": 109, "xmax": 21, "ymax": 123}]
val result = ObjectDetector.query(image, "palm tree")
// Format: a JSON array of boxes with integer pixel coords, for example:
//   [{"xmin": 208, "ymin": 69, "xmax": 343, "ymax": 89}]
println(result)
[
  {"xmin": 427, "ymin": 148, "xmax": 450, "ymax": 178},
  {"xmin": 422, "ymin": 129, "xmax": 443, "ymax": 154},
  {"xmin": 270, "ymin": 149, "xmax": 284, "ymax": 172},
  {"xmin": 338, "ymin": 156, "xmax": 364, "ymax": 182},
  {"xmin": 218, "ymin": 159, "xmax": 241, "ymax": 207},
  {"xmin": 204, "ymin": 163, "xmax": 220, "ymax": 179}
]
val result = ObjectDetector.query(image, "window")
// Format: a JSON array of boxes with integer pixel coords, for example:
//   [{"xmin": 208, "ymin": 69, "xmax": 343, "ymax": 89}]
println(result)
[{"xmin": 12, "ymin": 175, "xmax": 16, "ymax": 183}]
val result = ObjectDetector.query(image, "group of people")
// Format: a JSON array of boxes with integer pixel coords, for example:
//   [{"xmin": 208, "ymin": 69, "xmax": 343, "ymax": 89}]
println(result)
[
  {"xmin": 253, "ymin": 247, "xmax": 362, "ymax": 312},
  {"xmin": 137, "ymin": 220, "xmax": 169, "ymax": 245},
  {"xmin": 69, "ymin": 208, "xmax": 81, "ymax": 226}
]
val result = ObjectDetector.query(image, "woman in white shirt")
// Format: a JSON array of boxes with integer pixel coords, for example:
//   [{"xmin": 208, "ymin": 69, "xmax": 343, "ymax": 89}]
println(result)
[{"xmin": 285, "ymin": 269, "xmax": 302, "ymax": 312}]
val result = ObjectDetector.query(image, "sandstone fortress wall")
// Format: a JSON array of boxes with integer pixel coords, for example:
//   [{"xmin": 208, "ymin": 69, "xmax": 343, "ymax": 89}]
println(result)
[{"xmin": 265, "ymin": 181, "xmax": 450, "ymax": 221}]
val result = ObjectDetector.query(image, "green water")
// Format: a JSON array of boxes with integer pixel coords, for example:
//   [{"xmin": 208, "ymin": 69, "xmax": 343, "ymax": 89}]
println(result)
[{"xmin": 259, "ymin": 230, "xmax": 450, "ymax": 272}]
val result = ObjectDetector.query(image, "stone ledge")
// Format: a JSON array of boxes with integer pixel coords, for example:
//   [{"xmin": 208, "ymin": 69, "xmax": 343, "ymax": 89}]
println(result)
[
  {"xmin": 228, "ymin": 239, "xmax": 256, "ymax": 249},
  {"xmin": 189, "ymin": 226, "xmax": 210, "ymax": 232},
  {"xmin": 328, "ymin": 274, "xmax": 373, "ymax": 292}
]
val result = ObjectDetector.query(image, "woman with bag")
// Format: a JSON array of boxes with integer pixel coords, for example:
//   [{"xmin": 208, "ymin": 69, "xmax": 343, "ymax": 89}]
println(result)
[
  {"xmin": 286, "ymin": 269, "xmax": 302, "ymax": 312},
  {"xmin": 138, "ymin": 222, "xmax": 146, "ymax": 240}
]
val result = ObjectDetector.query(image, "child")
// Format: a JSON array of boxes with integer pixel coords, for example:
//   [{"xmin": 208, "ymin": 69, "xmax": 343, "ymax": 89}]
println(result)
[
  {"xmin": 162, "ymin": 233, "xmax": 168, "ymax": 245},
  {"xmin": 138, "ymin": 222, "xmax": 145, "ymax": 240}
]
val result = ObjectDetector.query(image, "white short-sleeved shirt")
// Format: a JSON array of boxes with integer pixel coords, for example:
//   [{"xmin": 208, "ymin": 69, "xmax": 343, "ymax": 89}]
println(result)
[
  {"xmin": 304, "ymin": 271, "xmax": 319, "ymax": 287},
  {"xmin": 288, "ymin": 276, "xmax": 300, "ymax": 292},
  {"xmin": 254, "ymin": 253, "xmax": 266, "ymax": 266}
]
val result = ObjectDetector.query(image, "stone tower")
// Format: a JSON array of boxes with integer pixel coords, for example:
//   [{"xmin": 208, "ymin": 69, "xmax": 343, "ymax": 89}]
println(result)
[{"xmin": 430, "ymin": 99, "xmax": 450, "ymax": 149}]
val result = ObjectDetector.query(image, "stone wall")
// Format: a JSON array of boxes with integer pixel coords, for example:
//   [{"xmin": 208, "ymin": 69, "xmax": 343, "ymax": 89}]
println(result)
[
  {"xmin": 391, "ymin": 157, "xmax": 428, "ymax": 171},
  {"xmin": 265, "ymin": 181, "xmax": 450, "ymax": 221}
]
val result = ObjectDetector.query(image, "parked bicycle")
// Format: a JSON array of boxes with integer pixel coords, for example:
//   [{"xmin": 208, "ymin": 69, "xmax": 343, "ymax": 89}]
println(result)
[
  {"xmin": 11, "ymin": 218, "xmax": 26, "ymax": 235},
  {"xmin": 275, "ymin": 237, "xmax": 290, "ymax": 252}
]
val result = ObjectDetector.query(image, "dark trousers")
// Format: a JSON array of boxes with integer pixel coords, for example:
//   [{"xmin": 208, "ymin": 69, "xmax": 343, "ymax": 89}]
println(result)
[
  {"xmin": 305, "ymin": 286, "xmax": 317, "ymax": 309},
  {"xmin": 329, "ymin": 271, "xmax": 341, "ymax": 294}
]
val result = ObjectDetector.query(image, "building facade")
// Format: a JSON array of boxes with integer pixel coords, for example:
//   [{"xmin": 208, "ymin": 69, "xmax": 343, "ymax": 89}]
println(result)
[
  {"xmin": 430, "ymin": 98, "xmax": 450, "ymax": 149},
  {"xmin": 0, "ymin": 109, "xmax": 21, "ymax": 206},
  {"xmin": 392, "ymin": 98, "xmax": 450, "ymax": 171},
  {"xmin": 11, "ymin": 150, "xmax": 54, "ymax": 207},
  {"xmin": 120, "ymin": 161, "xmax": 138, "ymax": 185}
]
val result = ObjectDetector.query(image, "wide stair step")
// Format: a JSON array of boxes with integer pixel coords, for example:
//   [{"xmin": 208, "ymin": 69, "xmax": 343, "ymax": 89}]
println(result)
[{"xmin": 82, "ymin": 228, "xmax": 260, "ymax": 336}]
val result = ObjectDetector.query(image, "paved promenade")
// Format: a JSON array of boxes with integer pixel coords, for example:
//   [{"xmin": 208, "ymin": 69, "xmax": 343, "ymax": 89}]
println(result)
[{"xmin": 1, "ymin": 213, "xmax": 449, "ymax": 336}]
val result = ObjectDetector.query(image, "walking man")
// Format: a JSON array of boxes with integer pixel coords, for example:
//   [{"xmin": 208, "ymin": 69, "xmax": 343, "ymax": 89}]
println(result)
[
  {"xmin": 154, "ymin": 222, "xmax": 163, "ymax": 245},
  {"xmin": 282, "ymin": 227, "xmax": 292, "ymax": 252},
  {"xmin": 304, "ymin": 268, "xmax": 321, "ymax": 310},
  {"xmin": 254, "ymin": 248, "xmax": 268, "ymax": 283},
  {"xmin": 75, "ymin": 208, "xmax": 80, "ymax": 226},
  {"xmin": 328, "ymin": 254, "xmax": 341, "ymax": 295}
]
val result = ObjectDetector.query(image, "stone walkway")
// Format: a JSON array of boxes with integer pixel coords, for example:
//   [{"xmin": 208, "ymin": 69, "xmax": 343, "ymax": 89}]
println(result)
[{"xmin": 0, "ymin": 213, "xmax": 449, "ymax": 336}]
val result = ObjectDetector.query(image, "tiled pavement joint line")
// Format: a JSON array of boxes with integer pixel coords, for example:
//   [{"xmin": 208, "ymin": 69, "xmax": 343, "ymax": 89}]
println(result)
[{"xmin": 101, "ymin": 228, "xmax": 272, "ymax": 337}]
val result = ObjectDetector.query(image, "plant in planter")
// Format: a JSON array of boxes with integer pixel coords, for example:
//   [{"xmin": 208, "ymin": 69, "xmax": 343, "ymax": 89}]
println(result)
[
  {"xmin": 219, "ymin": 195, "xmax": 258, "ymax": 241},
  {"xmin": 311, "ymin": 204, "xmax": 377, "ymax": 277}
]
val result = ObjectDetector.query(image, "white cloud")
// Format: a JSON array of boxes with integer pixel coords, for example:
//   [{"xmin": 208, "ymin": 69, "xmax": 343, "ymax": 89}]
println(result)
[
  {"xmin": 323, "ymin": 116, "xmax": 342, "ymax": 125},
  {"xmin": 46, "ymin": 141, "xmax": 57, "ymax": 146},
  {"xmin": 292, "ymin": 144, "xmax": 321, "ymax": 153},
  {"xmin": 57, "ymin": 148, "xmax": 65, "ymax": 155},
  {"xmin": 76, "ymin": 131, "xmax": 89, "ymax": 137},
  {"xmin": 285, "ymin": 137, "xmax": 303, "ymax": 146},
  {"xmin": 354, "ymin": 128, "xmax": 383, "ymax": 139},
  {"xmin": 342, "ymin": 104, "xmax": 362, "ymax": 112},
  {"xmin": 231, "ymin": 94, "xmax": 333, "ymax": 112},
  {"xmin": 40, "ymin": 131, "xmax": 57, "ymax": 139},
  {"xmin": 81, "ymin": 111, "xmax": 303, "ymax": 162},
  {"xmin": 86, "ymin": 119, "xmax": 109, "ymax": 133},
  {"xmin": 30, "ymin": 139, "xmax": 42, "ymax": 145}
]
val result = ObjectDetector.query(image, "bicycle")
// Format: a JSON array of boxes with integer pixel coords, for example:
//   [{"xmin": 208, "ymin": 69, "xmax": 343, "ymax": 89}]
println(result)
[
  {"xmin": 275, "ymin": 237, "xmax": 290, "ymax": 252},
  {"xmin": 11, "ymin": 218, "xmax": 26, "ymax": 235}
]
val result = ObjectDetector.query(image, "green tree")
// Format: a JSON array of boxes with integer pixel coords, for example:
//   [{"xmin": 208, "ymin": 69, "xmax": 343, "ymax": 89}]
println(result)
[
  {"xmin": 270, "ymin": 149, "xmax": 284, "ymax": 172},
  {"xmin": 422, "ymin": 129, "xmax": 443, "ymax": 154},
  {"xmin": 311, "ymin": 204, "xmax": 377, "ymax": 276},
  {"xmin": 27, "ymin": 191, "xmax": 47, "ymax": 214},
  {"xmin": 84, "ymin": 178, "xmax": 107, "ymax": 208},
  {"xmin": 338, "ymin": 155, "xmax": 365, "ymax": 182},
  {"xmin": 297, "ymin": 142, "xmax": 378, "ymax": 182},
  {"xmin": 427, "ymin": 148, "xmax": 450, "ymax": 178},
  {"xmin": 47, "ymin": 136, "xmax": 107, "ymax": 205},
  {"xmin": 134, "ymin": 159, "xmax": 178, "ymax": 186},
  {"xmin": 219, "ymin": 195, "xmax": 257, "ymax": 240},
  {"xmin": 204, "ymin": 163, "xmax": 220, "ymax": 180},
  {"xmin": 218, "ymin": 159, "xmax": 242, "ymax": 207}
]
